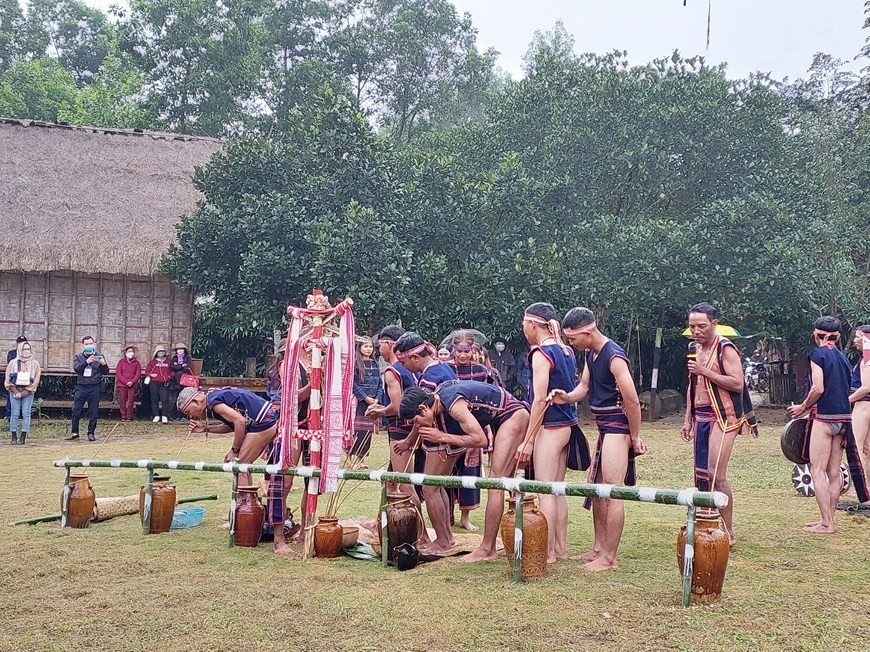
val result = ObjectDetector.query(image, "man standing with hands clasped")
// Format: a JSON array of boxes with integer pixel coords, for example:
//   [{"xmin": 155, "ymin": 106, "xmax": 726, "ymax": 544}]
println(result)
[{"xmin": 67, "ymin": 336, "xmax": 110, "ymax": 441}]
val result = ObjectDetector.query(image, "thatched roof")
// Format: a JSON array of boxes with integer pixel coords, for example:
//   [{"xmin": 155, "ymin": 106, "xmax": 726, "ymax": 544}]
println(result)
[{"xmin": 0, "ymin": 118, "xmax": 221, "ymax": 277}]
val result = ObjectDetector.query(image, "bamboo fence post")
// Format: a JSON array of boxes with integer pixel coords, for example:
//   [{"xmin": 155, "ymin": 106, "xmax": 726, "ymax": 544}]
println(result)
[
  {"xmin": 60, "ymin": 467, "xmax": 71, "ymax": 528},
  {"xmin": 228, "ymin": 471, "xmax": 238, "ymax": 548},
  {"xmin": 380, "ymin": 480, "xmax": 389, "ymax": 568},
  {"xmin": 513, "ymin": 483, "xmax": 524, "ymax": 584},
  {"xmin": 141, "ymin": 468, "xmax": 154, "ymax": 535},
  {"xmin": 681, "ymin": 505, "xmax": 697, "ymax": 607}
]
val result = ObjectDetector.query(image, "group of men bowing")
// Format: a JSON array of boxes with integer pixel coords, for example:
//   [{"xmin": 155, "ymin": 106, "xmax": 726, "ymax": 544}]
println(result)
[{"xmin": 174, "ymin": 300, "xmax": 870, "ymax": 565}]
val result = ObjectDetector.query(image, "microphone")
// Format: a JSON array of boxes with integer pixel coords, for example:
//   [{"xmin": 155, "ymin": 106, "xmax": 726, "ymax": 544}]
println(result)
[{"xmin": 687, "ymin": 341, "xmax": 697, "ymax": 360}]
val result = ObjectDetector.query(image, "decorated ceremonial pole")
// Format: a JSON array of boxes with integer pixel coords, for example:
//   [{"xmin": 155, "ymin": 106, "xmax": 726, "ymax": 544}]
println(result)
[{"xmin": 302, "ymin": 293, "xmax": 325, "ymax": 559}]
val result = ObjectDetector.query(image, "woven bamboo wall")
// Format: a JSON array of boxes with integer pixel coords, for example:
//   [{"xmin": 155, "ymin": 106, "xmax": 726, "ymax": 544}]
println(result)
[{"xmin": 0, "ymin": 271, "xmax": 193, "ymax": 373}]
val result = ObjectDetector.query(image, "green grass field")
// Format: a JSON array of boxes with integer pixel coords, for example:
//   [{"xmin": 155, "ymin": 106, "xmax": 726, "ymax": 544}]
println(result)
[{"xmin": 1, "ymin": 411, "xmax": 868, "ymax": 652}]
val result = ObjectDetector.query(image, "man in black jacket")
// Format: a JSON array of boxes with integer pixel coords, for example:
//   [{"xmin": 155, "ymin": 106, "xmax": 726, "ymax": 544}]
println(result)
[{"xmin": 66, "ymin": 336, "xmax": 110, "ymax": 441}]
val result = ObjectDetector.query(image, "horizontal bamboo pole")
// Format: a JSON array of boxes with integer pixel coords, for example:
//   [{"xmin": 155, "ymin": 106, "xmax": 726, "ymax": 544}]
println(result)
[
  {"xmin": 11, "ymin": 493, "xmax": 220, "ymax": 526},
  {"xmin": 52, "ymin": 460, "xmax": 727, "ymax": 509}
]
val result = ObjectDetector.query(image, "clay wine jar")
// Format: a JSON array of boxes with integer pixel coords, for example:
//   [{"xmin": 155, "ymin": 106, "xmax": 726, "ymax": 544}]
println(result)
[
  {"xmin": 63, "ymin": 474, "xmax": 96, "ymax": 529},
  {"xmin": 233, "ymin": 486, "xmax": 265, "ymax": 548},
  {"xmin": 379, "ymin": 493, "xmax": 420, "ymax": 564},
  {"xmin": 314, "ymin": 516, "xmax": 343, "ymax": 558},
  {"xmin": 139, "ymin": 477, "xmax": 177, "ymax": 534},
  {"xmin": 501, "ymin": 495, "xmax": 548, "ymax": 579},
  {"xmin": 677, "ymin": 509, "xmax": 730, "ymax": 602}
]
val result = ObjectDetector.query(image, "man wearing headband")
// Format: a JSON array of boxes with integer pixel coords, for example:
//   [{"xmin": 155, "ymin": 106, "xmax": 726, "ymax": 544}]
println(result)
[
  {"xmin": 517, "ymin": 302, "xmax": 590, "ymax": 564},
  {"xmin": 787, "ymin": 316, "xmax": 869, "ymax": 533},
  {"xmin": 448, "ymin": 330, "xmax": 492, "ymax": 532},
  {"xmin": 177, "ymin": 386, "xmax": 290, "ymax": 554},
  {"xmin": 400, "ymin": 380, "xmax": 530, "ymax": 559},
  {"xmin": 393, "ymin": 331, "xmax": 458, "ymax": 552},
  {"xmin": 681, "ymin": 302, "xmax": 754, "ymax": 546},
  {"xmin": 550, "ymin": 308, "xmax": 645, "ymax": 571}
]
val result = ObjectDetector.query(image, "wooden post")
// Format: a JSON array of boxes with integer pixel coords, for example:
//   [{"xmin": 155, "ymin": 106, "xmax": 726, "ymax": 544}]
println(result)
[
  {"xmin": 141, "ymin": 468, "xmax": 154, "ymax": 535},
  {"xmin": 512, "ymin": 485, "xmax": 524, "ymax": 583},
  {"xmin": 60, "ymin": 467, "xmax": 71, "ymax": 528},
  {"xmin": 228, "ymin": 471, "xmax": 238, "ymax": 548},
  {"xmin": 649, "ymin": 307, "xmax": 664, "ymax": 422},
  {"xmin": 681, "ymin": 505, "xmax": 697, "ymax": 607},
  {"xmin": 380, "ymin": 481, "xmax": 389, "ymax": 568},
  {"xmin": 244, "ymin": 357, "xmax": 257, "ymax": 378}
]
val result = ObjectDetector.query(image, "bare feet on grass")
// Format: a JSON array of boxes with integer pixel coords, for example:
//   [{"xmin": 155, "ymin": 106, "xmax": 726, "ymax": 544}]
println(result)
[
  {"xmin": 460, "ymin": 547, "xmax": 499, "ymax": 563},
  {"xmin": 803, "ymin": 523, "xmax": 836, "ymax": 534},
  {"xmin": 570, "ymin": 549, "xmax": 599, "ymax": 562},
  {"xmin": 583, "ymin": 558, "xmax": 619, "ymax": 572}
]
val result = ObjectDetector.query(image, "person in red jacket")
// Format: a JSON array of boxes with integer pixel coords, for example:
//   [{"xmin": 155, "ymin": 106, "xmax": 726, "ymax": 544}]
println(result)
[
  {"xmin": 145, "ymin": 345, "xmax": 173, "ymax": 423},
  {"xmin": 115, "ymin": 346, "xmax": 141, "ymax": 421}
]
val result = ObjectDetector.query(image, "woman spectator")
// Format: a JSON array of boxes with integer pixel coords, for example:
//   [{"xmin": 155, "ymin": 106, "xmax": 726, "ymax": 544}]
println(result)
[
  {"xmin": 169, "ymin": 342, "xmax": 192, "ymax": 421},
  {"xmin": 145, "ymin": 345, "xmax": 173, "ymax": 423},
  {"xmin": 350, "ymin": 337, "xmax": 382, "ymax": 463},
  {"xmin": 5, "ymin": 341, "xmax": 41, "ymax": 444},
  {"xmin": 115, "ymin": 346, "xmax": 141, "ymax": 421}
]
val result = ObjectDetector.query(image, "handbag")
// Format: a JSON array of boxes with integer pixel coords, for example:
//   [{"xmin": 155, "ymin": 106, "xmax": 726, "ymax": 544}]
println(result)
[{"xmin": 180, "ymin": 373, "xmax": 200, "ymax": 388}]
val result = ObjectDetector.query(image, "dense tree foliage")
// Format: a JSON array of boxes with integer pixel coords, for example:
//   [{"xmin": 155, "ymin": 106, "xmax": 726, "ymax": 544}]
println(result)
[{"xmin": 3, "ymin": 0, "xmax": 869, "ymax": 381}]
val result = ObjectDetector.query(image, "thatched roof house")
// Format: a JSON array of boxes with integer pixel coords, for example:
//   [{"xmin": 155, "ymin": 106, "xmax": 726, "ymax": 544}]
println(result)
[
  {"xmin": 0, "ymin": 119, "xmax": 222, "ymax": 373},
  {"xmin": 0, "ymin": 118, "xmax": 221, "ymax": 276}
]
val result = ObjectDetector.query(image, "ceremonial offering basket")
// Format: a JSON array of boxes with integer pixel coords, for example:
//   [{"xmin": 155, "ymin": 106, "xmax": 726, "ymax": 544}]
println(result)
[
  {"xmin": 63, "ymin": 474, "xmax": 96, "ymax": 529},
  {"xmin": 677, "ymin": 509, "xmax": 729, "ymax": 603},
  {"xmin": 314, "ymin": 516, "xmax": 343, "ymax": 557},
  {"xmin": 379, "ymin": 493, "xmax": 420, "ymax": 564},
  {"xmin": 139, "ymin": 477, "xmax": 177, "ymax": 534},
  {"xmin": 234, "ymin": 486, "xmax": 264, "ymax": 547},
  {"xmin": 781, "ymin": 418, "xmax": 809, "ymax": 464},
  {"xmin": 501, "ymin": 495, "xmax": 548, "ymax": 579},
  {"xmin": 171, "ymin": 507, "xmax": 205, "ymax": 529}
]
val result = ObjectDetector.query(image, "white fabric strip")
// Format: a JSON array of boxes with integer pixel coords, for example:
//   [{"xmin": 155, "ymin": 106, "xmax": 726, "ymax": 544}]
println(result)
[
  {"xmin": 222, "ymin": 462, "xmax": 234, "ymax": 473},
  {"xmin": 136, "ymin": 459, "xmax": 149, "ymax": 468},
  {"xmin": 596, "ymin": 483, "xmax": 614, "ymax": 498},
  {"xmin": 82, "ymin": 460, "xmax": 91, "ymax": 467},
  {"xmin": 409, "ymin": 473, "xmax": 425, "ymax": 486},
  {"xmin": 264, "ymin": 464, "xmax": 280, "ymax": 475},
  {"xmin": 237, "ymin": 463, "xmax": 250, "ymax": 473},
  {"xmin": 194, "ymin": 462, "xmax": 205, "ymax": 471},
  {"xmin": 677, "ymin": 488, "xmax": 696, "ymax": 506},
  {"xmin": 551, "ymin": 481, "xmax": 567, "ymax": 496},
  {"xmin": 110, "ymin": 459, "xmax": 122, "ymax": 468},
  {"xmin": 167, "ymin": 461, "xmax": 178, "ymax": 470},
  {"xmin": 637, "ymin": 487, "xmax": 657, "ymax": 503},
  {"xmin": 501, "ymin": 478, "xmax": 520, "ymax": 492},
  {"xmin": 461, "ymin": 475, "xmax": 477, "ymax": 489},
  {"xmin": 297, "ymin": 466, "xmax": 315, "ymax": 478},
  {"xmin": 369, "ymin": 470, "xmax": 385, "ymax": 482}
]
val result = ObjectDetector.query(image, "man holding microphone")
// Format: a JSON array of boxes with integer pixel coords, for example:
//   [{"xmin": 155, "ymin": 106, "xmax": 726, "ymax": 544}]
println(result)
[{"xmin": 67, "ymin": 336, "xmax": 110, "ymax": 441}]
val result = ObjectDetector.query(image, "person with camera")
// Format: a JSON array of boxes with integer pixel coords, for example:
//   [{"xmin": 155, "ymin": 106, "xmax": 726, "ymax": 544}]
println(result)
[{"xmin": 67, "ymin": 336, "xmax": 109, "ymax": 441}]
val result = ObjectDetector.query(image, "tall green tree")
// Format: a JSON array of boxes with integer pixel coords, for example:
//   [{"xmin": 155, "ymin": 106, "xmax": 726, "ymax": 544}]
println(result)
[
  {"xmin": 125, "ymin": 0, "xmax": 268, "ymax": 135},
  {"xmin": 0, "ymin": 56, "xmax": 77, "ymax": 120},
  {"xmin": 22, "ymin": 0, "xmax": 116, "ymax": 84},
  {"xmin": 0, "ymin": 0, "xmax": 25, "ymax": 71}
]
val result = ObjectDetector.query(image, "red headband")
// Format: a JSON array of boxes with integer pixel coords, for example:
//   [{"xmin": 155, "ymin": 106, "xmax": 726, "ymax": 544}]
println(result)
[
  {"xmin": 523, "ymin": 313, "xmax": 548, "ymax": 325},
  {"xmin": 395, "ymin": 342, "xmax": 432, "ymax": 360}
]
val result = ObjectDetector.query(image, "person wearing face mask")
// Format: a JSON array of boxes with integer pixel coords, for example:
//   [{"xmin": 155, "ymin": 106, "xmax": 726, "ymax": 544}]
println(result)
[
  {"xmin": 5, "ymin": 336, "xmax": 27, "ymax": 421},
  {"xmin": 115, "ymin": 346, "xmax": 142, "ymax": 422},
  {"xmin": 5, "ymin": 341, "xmax": 41, "ymax": 444},
  {"xmin": 488, "ymin": 338, "xmax": 516, "ymax": 392},
  {"xmin": 145, "ymin": 345, "xmax": 174, "ymax": 423},
  {"xmin": 68, "ymin": 336, "xmax": 110, "ymax": 441},
  {"xmin": 168, "ymin": 343, "xmax": 192, "ymax": 421}
]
